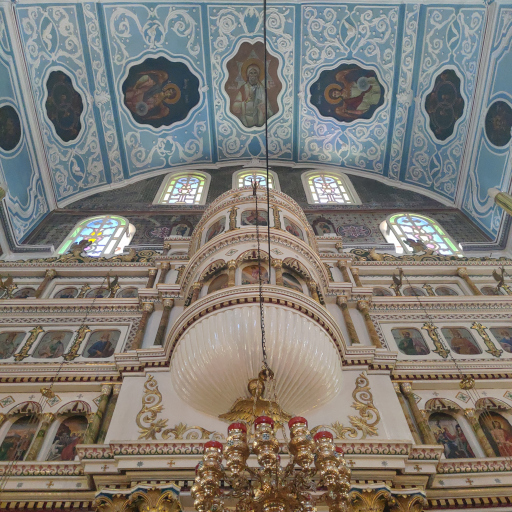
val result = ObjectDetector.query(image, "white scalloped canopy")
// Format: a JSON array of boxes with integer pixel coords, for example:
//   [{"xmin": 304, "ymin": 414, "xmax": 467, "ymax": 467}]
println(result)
[{"xmin": 170, "ymin": 304, "xmax": 342, "ymax": 417}]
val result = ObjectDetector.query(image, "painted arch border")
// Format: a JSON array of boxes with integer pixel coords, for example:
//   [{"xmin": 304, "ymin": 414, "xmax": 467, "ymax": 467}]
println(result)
[
  {"xmin": 116, "ymin": 50, "xmax": 206, "ymax": 135},
  {"xmin": 305, "ymin": 58, "xmax": 388, "ymax": 126},
  {"xmin": 39, "ymin": 65, "xmax": 88, "ymax": 148},
  {"xmin": 219, "ymin": 36, "xmax": 288, "ymax": 134}
]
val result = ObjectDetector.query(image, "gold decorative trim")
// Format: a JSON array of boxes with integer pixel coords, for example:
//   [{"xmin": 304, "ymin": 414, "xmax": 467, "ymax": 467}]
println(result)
[
  {"xmin": 63, "ymin": 325, "xmax": 91, "ymax": 361},
  {"xmin": 471, "ymin": 322, "xmax": 503, "ymax": 358},
  {"xmin": 136, "ymin": 375, "xmax": 223, "ymax": 440},
  {"xmin": 422, "ymin": 322, "xmax": 449, "ymax": 358},
  {"xmin": 311, "ymin": 373, "xmax": 380, "ymax": 439},
  {"xmin": 13, "ymin": 326, "xmax": 44, "ymax": 361}
]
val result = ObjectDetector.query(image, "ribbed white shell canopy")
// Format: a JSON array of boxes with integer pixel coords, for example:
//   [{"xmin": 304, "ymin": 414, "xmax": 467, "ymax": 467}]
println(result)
[{"xmin": 170, "ymin": 304, "xmax": 342, "ymax": 417}]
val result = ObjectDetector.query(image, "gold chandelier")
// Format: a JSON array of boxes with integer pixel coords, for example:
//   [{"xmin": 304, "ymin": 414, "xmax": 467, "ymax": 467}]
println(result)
[{"xmin": 192, "ymin": 415, "xmax": 351, "ymax": 512}]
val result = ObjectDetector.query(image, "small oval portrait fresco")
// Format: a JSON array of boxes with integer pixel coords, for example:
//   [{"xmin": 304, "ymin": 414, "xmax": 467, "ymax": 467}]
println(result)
[
  {"xmin": 122, "ymin": 57, "xmax": 200, "ymax": 129},
  {"xmin": 435, "ymin": 286, "xmax": 458, "ymax": 296},
  {"xmin": 117, "ymin": 287, "xmax": 138, "ymax": 298},
  {"xmin": 284, "ymin": 218, "xmax": 304, "ymax": 240},
  {"xmin": 403, "ymin": 287, "xmax": 426, "ymax": 297},
  {"xmin": 205, "ymin": 218, "xmax": 225, "ymax": 243},
  {"xmin": 83, "ymin": 330, "xmax": 120, "ymax": 358},
  {"xmin": 392, "ymin": 328, "xmax": 430, "ymax": 356},
  {"xmin": 85, "ymin": 287, "xmax": 109, "ymax": 299},
  {"xmin": 310, "ymin": 63, "xmax": 384, "ymax": 123},
  {"xmin": 425, "ymin": 69, "xmax": 464, "ymax": 141},
  {"xmin": 0, "ymin": 105, "xmax": 22, "ymax": 152},
  {"xmin": 441, "ymin": 327, "xmax": 481, "ymax": 355},
  {"xmin": 13, "ymin": 288, "xmax": 36, "ymax": 299},
  {"xmin": 45, "ymin": 71, "xmax": 84, "ymax": 142},
  {"xmin": 0, "ymin": 332, "xmax": 25, "ymax": 359},
  {"xmin": 490, "ymin": 328, "xmax": 512, "ymax": 353},
  {"xmin": 241, "ymin": 210, "xmax": 268, "ymax": 227},
  {"xmin": 33, "ymin": 331, "xmax": 73, "ymax": 359},
  {"xmin": 53, "ymin": 287, "xmax": 78, "ymax": 299},
  {"xmin": 485, "ymin": 101, "xmax": 512, "ymax": 147},
  {"xmin": 225, "ymin": 41, "xmax": 282, "ymax": 128}
]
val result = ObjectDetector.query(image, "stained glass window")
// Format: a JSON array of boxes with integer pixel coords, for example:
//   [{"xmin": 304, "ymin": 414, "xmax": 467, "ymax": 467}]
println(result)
[
  {"xmin": 157, "ymin": 173, "xmax": 208, "ymax": 205},
  {"xmin": 384, "ymin": 213, "xmax": 461, "ymax": 256},
  {"xmin": 302, "ymin": 172, "xmax": 359, "ymax": 204},
  {"xmin": 235, "ymin": 170, "xmax": 276, "ymax": 190},
  {"xmin": 57, "ymin": 216, "xmax": 134, "ymax": 258}
]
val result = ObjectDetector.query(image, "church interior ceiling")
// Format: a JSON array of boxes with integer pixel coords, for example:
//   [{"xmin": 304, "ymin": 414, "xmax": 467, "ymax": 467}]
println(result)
[{"xmin": 0, "ymin": 1, "xmax": 510, "ymax": 245}]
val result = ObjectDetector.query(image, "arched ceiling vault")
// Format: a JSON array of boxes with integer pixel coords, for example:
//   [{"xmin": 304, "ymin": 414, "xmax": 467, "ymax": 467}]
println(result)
[{"xmin": 0, "ymin": 0, "xmax": 510, "ymax": 244}]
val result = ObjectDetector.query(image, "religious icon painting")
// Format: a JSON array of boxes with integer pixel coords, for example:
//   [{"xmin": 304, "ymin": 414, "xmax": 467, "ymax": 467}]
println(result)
[
  {"xmin": 83, "ymin": 330, "xmax": 120, "ymax": 358},
  {"xmin": 310, "ymin": 63, "xmax": 384, "ymax": 123},
  {"xmin": 241, "ymin": 265, "xmax": 269, "ymax": 285},
  {"xmin": 208, "ymin": 274, "xmax": 229, "ymax": 294},
  {"xmin": 479, "ymin": 412, "xmax": 512, "ymax": 457},
  {"xmin": 224, "ymin": 41, "xmax": 282, "ymax": 129},
  {"xmin": 33, "ymin": 331, "xmax": 73, "ymax": 359},
  {"xmin": 116, "ymin": 287, "xmax": 138, "ymax": 299},
  {"xmin": 45, "ymin": 70, "xmax": 84, "ymax": 143},
  {"xmin": 46, "ymin": 415, "xmax": 88, "ymax": 461},
  {"xmin": 54, "ymin": 287, "xmax": 78, "ymax": 299},
  {"xmin": 424, "ymin": 69, "xmax": 465, "ymax": 142},
  {"xmin": 490, "ymin": 328, "xmax": 512, "ymax": 353},
  {"xmin": 13, "ymin": 288, "xmax": 36, "ymax": 299},
  {"xmin": 485, "ymin": 101, "xmax": 512, "ymax": 147},
  {"xmin": 0, "ymin": 332, "xmax": 25, "ymax": 359},
  {"xmin": 122, "ymin": 57, "xmax": 200, "ymax": 129},
  {"xmin": 205, "ymin": 218, "xmax": 226, "ymax": 242},
  {"xmin": 429, "ymin": 412, "xmax": 475, "ymax": 458},
  {"xmin": 0, "ymin": 416, "xmax": 38, "ymax": 461},
  {"xmin": 283, "ymin": 218, "xmax": 304, "ymax": 240},
  {"xmin": 241, "ymin": 210, "xmax": 268, "ymax": 227},
  {"xmin": 85, "ymin": 287, "xmax": 109, "ymax": 299},
  {"xmin": 435, "ymin": 286, "xmax": 458, "ymax": 296},
  {"xmin": 373, "ymin": 287, "xmax": 392, "ymax": 297},
  {"xmin": 282, "ymin": 272, "xmax": 303, "ymax": 293},
  {"xmin": 312, "ymin": 216, "xmax": 336, "ymax": 236},
  {"xmin": 0, "ymin": 105, "xmax": 22, "ymax": 152},
  {"xmin": 391, "ymin": 328, "xmax": 430, "ymax": 356},
  {"xmin": 441, "ymin": 327, "xmax": 481, "ymax": 355}
]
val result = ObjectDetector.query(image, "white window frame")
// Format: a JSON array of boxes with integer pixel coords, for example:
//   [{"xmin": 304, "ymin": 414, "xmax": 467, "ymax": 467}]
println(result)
[
  {"xmin": 153, "ymin": 170, "xmax": 211, "ymax": 205},
  {"xmin": 232, "ymin": 168, "xmax": 280, "ymax": 191},
  {"xmin": 380, "ymin": 213, "xmax": 462, "ymax": 257},
  {"xmin": 56, "ymin": 215, "xmax": 135, "ymax": 258},
  {"xmin": 301, "ymin": 170, "xmax": 361, "ymax": 205}
]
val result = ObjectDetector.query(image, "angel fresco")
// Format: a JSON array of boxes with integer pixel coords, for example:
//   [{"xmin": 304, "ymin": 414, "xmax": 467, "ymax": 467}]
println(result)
[
  {"xmin": 123, "ymin": 57, "xmax": 200, "ymax": 129},
  {"xmin": 310, "ymin": 63, "xmax": 384, "ymax": 123}
]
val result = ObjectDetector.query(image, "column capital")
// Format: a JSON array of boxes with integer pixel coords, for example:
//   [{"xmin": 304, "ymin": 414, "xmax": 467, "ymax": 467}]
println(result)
[
  {"xmin": 393, "ymin": 382, "xmax": 401, "ymax": 394},
  {"xmin": 456, "ymin": 267, "xmax": 468, "ymax": 278},
  {"xmin": 192, "ymin": 282, "xmax": 202, "ymax": 290},
  {"xmin": 41, "ymin": 412, "xmax": 55, "ymax": 424},
  {"xmin": 112, "ymin": 384, "xmax": 122, "ymax": 396},
  {"xmin": 400, "ymin": 382, "xmax": 413, "ymax": 396},
  {"xmin": 45, "ymin": 269, "xmax": 57, "ymax": 279},
  {"xmin": 163, "ymin": 240, "xmax": 172, "ymax": 250},
  {"xmin": 356, "ymin": 299, "xmax": 371, "ymax": 312},
  {"xmin": 336, "ymin": 295, "xmax": 348, "ymax": 307},
  {"xmin": 227, "ymin": 259, "xmax": 237, "ymax": 270},
  {"xmin": 101, "ymin": 383, "xmax": 113, "ymax": 396},
  {"xmin": 142, "ymin": 302, "xmax": 154, "ymax": 313},
  {"xmin": 271, "ymin": 259, "xmax": 283, "ymax": 269},
  {"xmin": 162, "ymin": 298, "xmax": 174, "ymax": 308},
  {"xmin": 335, "ymin": 241, "xmax": 343, "ymax": 252},
  {"xmin": 464, "ymin": 408, "xmax": 476, "ymax": 419},
  {"xmin": 159, "ymin": 262, "xmax": 171, "ymax": 271},
  {"xmin": 351, "ymin": 267, "xmax": 360, "ymax": 276},
  {"xmin": 148, "ymin": 268, "xmax": 158, "ymax": 276}
]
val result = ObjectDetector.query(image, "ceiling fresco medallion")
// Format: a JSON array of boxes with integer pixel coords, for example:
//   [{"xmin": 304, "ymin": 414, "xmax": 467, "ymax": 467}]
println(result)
[
  {"xmin": 122, "ymin": 57, "xmax": 200, "ymax": 129},
  {"xmin": 0, "ymin": 105, "xmax": 21, "ymax": 152},
  {"xmin": 425, "ymin": 69, "xmax": 464, "ymax": 142},
  {"xmin": 485, "ymin": 101, "xmax": 512, "ymax": 147},
  {"xmin": 225, "ymin": 41, "xmax": 282, "ymax": 129},
  {"xmin": 45, "ymin": 71, "xmax": 84, "ymax": 143},
  {"xmin": 310, "ymin": 63, "xmax": 384, "ymax": 123}
]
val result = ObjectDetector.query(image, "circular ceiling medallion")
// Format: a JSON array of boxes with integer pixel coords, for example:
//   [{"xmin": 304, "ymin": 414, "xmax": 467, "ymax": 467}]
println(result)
[
  {"xmin": 485, "ymin": 100, "xmax": 512, "ymax": 147},
  {"xmin": 0, "ymin": 105, "xmax": 22, "ymax": 152}
]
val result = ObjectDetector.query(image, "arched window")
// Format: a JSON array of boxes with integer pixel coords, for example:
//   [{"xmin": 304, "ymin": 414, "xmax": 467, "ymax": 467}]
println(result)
[
  {"xmin": 233, "ymin": 169, "xmax": 279, "ymax": 191},
  {"xmin": 381, "ymin": 213, "xmax": 462, "ymax": 256},
  {"xmin": 57, "ymin": 216, "xmax": 135, "ymax": 258},
  {"xmin": 302, "ymin": 171, "xmax": 360, "ymax": 205},
  {"xmin": 154, "ymin": 171, "xmax": 210, "ymax": 205}
]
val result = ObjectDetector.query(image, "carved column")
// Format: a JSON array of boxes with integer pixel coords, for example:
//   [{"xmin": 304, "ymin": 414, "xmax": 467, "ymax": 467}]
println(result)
[
  {"xmin": 154, "ymin": 299, "xmax": 174, "ymax": 346},
  {"xmin": 25, "ymin": 413, "xmax": 55, "ymax": 460},
  {"xmin": 336, "ymin": 296, "xmax": 360, "ymax": 345},
  {"xmin": 464, "ymin": 408, "xmax": 496, "ymax": 457},
  {"xmin": 335, "ymin": 241, "xmax": 343, "ymax": 253},
  {"xmin": 356, "ymin": 300, "xmax": 382, "ymax": 348},
  {"xmin": 336, "ymin": 261, "xmax": 351, "ymax": 283},
  {"xmin": 131, "ymin": 302, "xmax": 154, "ymax": 350},
  {"xmin": 401, "ymin": 383, "xmax": 436, "ymax": 445},
  {"xmin": 307, "ymin": 280, "xmax": 321, "ymax": 303},
  {"xmin": 97, "ymin": 384, "xmax": 121, "ymax": 445},
  {"xmin": 393, "ymin": 383, "xmax": 422, "ymax": 445},
  {"xmin": 227, "ymin": 260, "xmax": 237, "ymax": 287},
  {"xmin": 190, "ymin": 282, "xmax": 202, "ymax": 304},
  {"xmin": 146, "ymin": 268, "xmax": 158, "ymax": 288},
  {"xmin": 35, "ymin": 269, "xmax": 57, "ymax": 298},
  {"xmin": 351, "ymin": 268, "xmax": 363, "ymax": 287},
  {"xmin": 83, "ymin": 384, "xmax": 112, "ymax": 444},
  {"xmin": 272, "ymin": 259, "xmax": 283, "ymax": 286},
  {"xmin": 457, "ymin": 268, "xmax": 482, "ymax": 295},
  {"xmin": 158, "ymin": 262, "xmax": 171, "ymax": 285}
]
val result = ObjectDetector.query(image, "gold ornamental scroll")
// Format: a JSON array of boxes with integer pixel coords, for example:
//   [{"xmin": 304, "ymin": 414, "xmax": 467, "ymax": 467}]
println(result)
[
  {"xmin": 422, "ymin": 322, "xmax": 449, "ymax": 358},
  {"xmin": 14, "ymin": 325, "xmax": 44, "ymax": 361},
  {"xmin": 63, "ymin": 324, "xmax": 92, "ymax": 361},
  {"xmin": 471, "ymin": 322, "xmax": 503, "ymax": 358}
]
